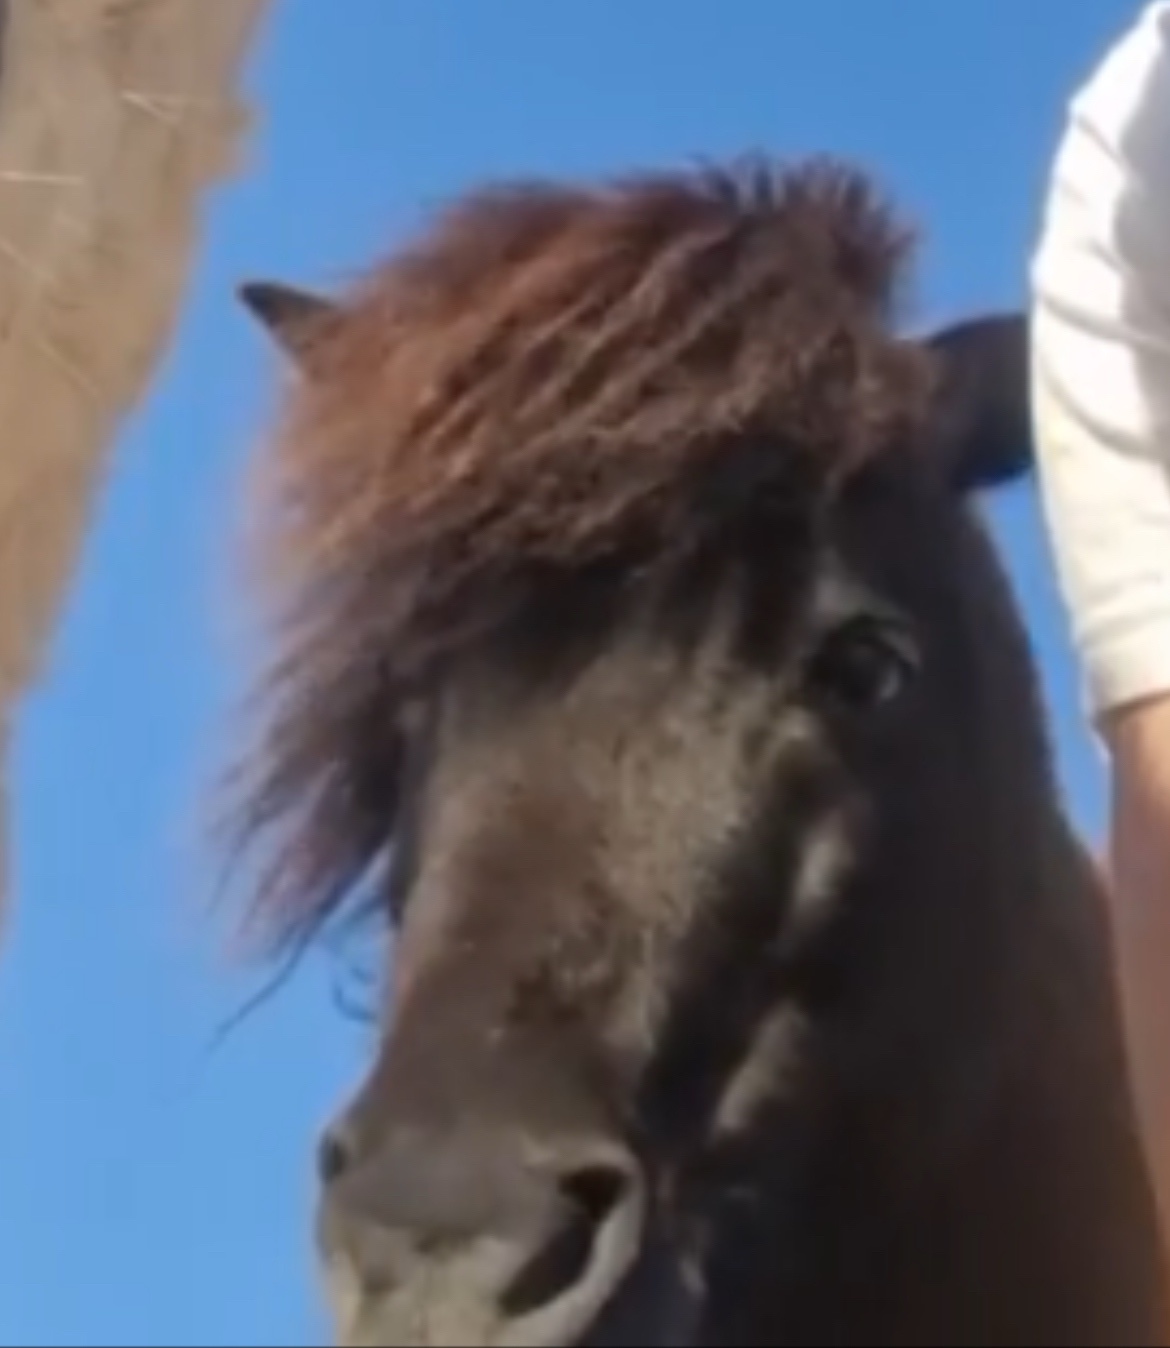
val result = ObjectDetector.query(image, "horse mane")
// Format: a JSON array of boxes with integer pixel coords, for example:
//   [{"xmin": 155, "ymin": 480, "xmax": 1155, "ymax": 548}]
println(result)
[{"xmin": 221, "ymin": 156, "xmax": 936, "ymax": 952}]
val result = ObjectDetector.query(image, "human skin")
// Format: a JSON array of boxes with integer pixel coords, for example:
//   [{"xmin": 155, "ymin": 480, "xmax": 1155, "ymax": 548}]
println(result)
[{"xmin": 1103, "ymin": 697, "xmax": 1170, "ymax": 1263}]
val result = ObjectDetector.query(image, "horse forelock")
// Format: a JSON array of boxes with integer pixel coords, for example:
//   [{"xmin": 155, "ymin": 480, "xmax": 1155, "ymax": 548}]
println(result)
[{"xmin": 223, "ymin": 155, "xmax": 936, "ymax": 951}]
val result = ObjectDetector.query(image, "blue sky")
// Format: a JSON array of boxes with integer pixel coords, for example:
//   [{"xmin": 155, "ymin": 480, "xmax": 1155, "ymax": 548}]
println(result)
[{"xmin": 0, "ymin": 1, "xmax": 1138, "ymax": 1343}]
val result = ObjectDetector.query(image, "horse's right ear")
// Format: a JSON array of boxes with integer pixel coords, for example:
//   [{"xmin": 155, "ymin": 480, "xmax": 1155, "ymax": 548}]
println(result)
[{"xmin": 238, "ymin": 280, "xmax": 339, "ymax": 369}]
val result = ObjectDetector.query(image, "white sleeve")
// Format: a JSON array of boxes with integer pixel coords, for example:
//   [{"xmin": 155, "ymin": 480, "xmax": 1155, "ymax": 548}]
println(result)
[{"xmin": 1031, "ymin": 1, "xmax": 1170, "ymax": 715}]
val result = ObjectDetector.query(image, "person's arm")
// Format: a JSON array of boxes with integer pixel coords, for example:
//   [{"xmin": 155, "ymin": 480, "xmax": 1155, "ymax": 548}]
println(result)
[
  {"xmin": 1107, "ymin": 699, "xmax": 1170, "ymax": 1228},
  {"xmin": 1031, "ymin": 2, "xmax": 1170, "ymax": 1240}
]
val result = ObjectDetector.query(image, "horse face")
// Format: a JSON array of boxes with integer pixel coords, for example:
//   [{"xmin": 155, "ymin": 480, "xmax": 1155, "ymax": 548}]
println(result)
[
  {"xmin": 237, "ymin": 192, "xmax": 1033, "ymax": 1342},
  {"xmin": 311, "ymin": 432, "xmax": 1039, "ymax": 1347}
]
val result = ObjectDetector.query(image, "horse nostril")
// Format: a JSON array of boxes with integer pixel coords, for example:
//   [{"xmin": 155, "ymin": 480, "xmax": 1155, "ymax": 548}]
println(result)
[
  {"xmin": 561, "ymin": 1164, "xmax": 629, "ymax": 1229},
  {"xmin": 500, "ymin": 1163, "xmax": 633, "ymax": 1319},
  {"xmin": 318, "ymin": 1125, "xmax": 357, "ymax": 1187}
]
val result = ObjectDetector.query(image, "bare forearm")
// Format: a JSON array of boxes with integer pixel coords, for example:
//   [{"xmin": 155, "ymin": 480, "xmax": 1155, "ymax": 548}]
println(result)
[{"xmin": 1105, "ymin": 699, "xmax": 1170, "ymax": 1236}]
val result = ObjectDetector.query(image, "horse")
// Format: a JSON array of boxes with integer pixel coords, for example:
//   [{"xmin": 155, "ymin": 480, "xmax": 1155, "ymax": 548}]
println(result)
[{"xmin": 223, "ymin": 158, "xmax": 1167, "ymax": 1346}]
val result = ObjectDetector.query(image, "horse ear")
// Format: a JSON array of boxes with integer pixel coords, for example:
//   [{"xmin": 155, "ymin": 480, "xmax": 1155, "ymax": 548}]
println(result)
[
  {"xmin": 238, "ymin": 280, "xmax": 339, "ymax": 369},
  {"xmin": 919, "ymin": 312, "xmax": 1032, "ymax": 492}
]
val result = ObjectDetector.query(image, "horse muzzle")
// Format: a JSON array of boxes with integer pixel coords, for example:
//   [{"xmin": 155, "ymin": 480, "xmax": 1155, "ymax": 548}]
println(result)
[{"xmin": 316, "ymin": 1123, "xmax": 655, "ymax": 1347}]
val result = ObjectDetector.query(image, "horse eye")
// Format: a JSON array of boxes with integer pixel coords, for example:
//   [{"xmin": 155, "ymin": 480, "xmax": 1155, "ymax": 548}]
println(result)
[{"xmin": 807, "ymin": 618, "xmax": 919, "ymax": 711}]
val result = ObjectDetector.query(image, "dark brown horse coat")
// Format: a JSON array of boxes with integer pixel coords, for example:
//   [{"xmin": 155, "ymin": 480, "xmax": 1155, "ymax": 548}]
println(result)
[{"xmin": 226, "ymin": 159, "xmax": 1167, "ymax": 1346}]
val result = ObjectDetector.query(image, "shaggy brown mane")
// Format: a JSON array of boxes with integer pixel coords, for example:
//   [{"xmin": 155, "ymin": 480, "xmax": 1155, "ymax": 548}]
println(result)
[{"xmin": 224, "ymin": 156, "xmax": 939, "ymax": 950}]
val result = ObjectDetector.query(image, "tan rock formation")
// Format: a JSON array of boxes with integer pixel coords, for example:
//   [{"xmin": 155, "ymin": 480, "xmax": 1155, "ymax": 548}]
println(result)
[{"xmin": 0, "ymin": 0, "xmax": 273, "ymax": 932}]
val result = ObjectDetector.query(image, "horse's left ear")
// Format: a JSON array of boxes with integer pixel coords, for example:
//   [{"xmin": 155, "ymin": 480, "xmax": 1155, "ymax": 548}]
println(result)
[
  {"xmin": 918, "ymin": 312, "xmax": 1032, "ymax": 493},
  {"xmin": 238, "ymin": 279, "xmax": 340, "ymax": 370}
]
